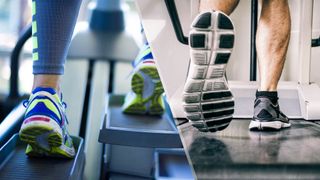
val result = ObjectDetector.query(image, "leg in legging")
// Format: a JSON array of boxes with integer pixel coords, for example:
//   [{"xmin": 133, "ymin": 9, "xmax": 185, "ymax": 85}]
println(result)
[
  {"xmin": 32, "ymin": 0, "xmax": 81, "ymax": 93},
  {"xmin": 19, "ymin": 0, "xmax": 82, "ymax": 158}
]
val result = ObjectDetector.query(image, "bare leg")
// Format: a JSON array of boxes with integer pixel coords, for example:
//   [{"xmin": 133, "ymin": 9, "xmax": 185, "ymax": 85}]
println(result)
[
  {"xmin": 256, "ymin": 0, "xmax": 291, "ymax": 91},
  {"xmin": 199, "ymin": 0, "xmax": 239, "ymax": 15},
  {"xmin": 250, "ymin": 0, "xmax": 291, "ymax": 131}
]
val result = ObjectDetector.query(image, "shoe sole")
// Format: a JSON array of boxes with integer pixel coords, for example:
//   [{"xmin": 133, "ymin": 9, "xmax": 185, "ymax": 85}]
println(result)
[
  {"xmin": 19, "ymin": 116, "xmax": 74, "ymax": 158},
  {"xmin": 249, "ymin": 120, "xmax": 291, "ymax": 130},
  {"xmin": 25, "ymin": 144, "xmax": 75, "ymax": 158},
  {"xmin": 123, "ymin": 65, "xmax": 165, "ymax": 115},
  {"xmin": 183, "ymin": 11, "xmax": 235, "ymax": 132}
]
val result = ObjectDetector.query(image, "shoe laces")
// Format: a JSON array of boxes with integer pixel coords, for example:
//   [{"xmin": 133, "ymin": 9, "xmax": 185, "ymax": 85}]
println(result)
[
  {"xmin": 59, "ymin": 94, "xmax": 69, "ymax": 124},
  {"xmin": 22, "ymin": 99, "xmax": 29, "ymax": 108},
  {"xmin": 23, "ymin": 97, "xmax": 67, "ymax": 109},
  {"xmin": 279, "ymin": 110, "xmax": 288, "ymax": 118},
  {"xmin": 60, "ymin": 93, "xmax": 68, "ymax": 110}
]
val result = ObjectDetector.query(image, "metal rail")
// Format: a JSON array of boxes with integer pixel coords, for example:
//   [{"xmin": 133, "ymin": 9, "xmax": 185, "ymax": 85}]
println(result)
[{"xmin": 9, "ymin": 25, "xmax": 32, "ymax": 99}]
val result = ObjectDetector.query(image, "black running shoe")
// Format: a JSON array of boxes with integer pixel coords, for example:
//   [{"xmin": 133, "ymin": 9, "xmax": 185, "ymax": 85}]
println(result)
[
  {"xmin": 249, "ymin": 97, "xmax": 291, "ymax": 130},
  {"xmin": 183, "ymin": 11, "xmax": 235, "ymax": 132}
]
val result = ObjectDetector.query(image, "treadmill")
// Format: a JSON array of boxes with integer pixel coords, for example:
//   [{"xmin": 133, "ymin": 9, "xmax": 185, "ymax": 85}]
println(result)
[
  {"xmin": 0, "ymin": 25, "xmax": 85, "ymax": 180},
  {"xmin": 136, "ymin": 0, "xmax": 320, "ymax": 179},
  {"xmin": 1, "ymin": 1, "xmax": 144, "ymax": 179}
]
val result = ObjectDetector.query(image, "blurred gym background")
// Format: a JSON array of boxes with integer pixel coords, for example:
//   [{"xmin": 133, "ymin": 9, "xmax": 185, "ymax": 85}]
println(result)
[{"xmin": 0, "ymin": 0, "xmax": 140, "ymax": 96}]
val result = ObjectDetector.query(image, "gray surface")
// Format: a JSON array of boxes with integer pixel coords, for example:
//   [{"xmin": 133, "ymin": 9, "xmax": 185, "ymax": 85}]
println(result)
[
  {"xmin": 99, "ymin": 95, "xmax": 182, "ymax": 148},
  {"xmin": 107, "ymin": 144, "xmax": 155, "ymax": 178},
  {"xmin": 109, "ymin": 173, "xmax": 152, "ymax": 180},
  {"xmin": 155, "ymin": 149, "xmax": 194, "ymax": 180},
  {"xmin": 109, "ymin": 108, "xmax": 174, "ymax": 131},
  {"xmin": 232, "ymin": 86, "xmax": 301, "ymax": 118},
  {"xmin": 68, "ymin": 27, "xmax": 139, "ymax": 62},
  {"xmin": 0, "ymin": 134, "xmax": 85, "ymax": 180},
  {"xmin": 100, "ymin": 95, "xmax": 183, "ymax": 178},
  {"xmin": 178, "ymin": 119, "xmax": 320, "ymax": 180}
]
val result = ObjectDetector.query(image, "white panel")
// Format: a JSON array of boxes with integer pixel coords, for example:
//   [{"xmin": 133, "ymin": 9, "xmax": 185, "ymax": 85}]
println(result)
[
  {"xmin": 226, "ymin": 0, "xmax": 251, "ymax": 81},
  {"xmin": 280, "ymin": 0, "xmax": 300, "ymax": 82},
  {"xmin": 135, "ymin": 0, "xmax": 191, "ymax": 117},
  {"xmin": 114, "ymin": 62, "xmax": 132, "ymax": 94},
  {"xmin": 61, "ymin": 60, "xmax": 88, "ymax": 136},
  {"xmin": 298, "ymin": 0, "xmax": 313, "ymax": 84},
  {"xmin": 84, "ymin": 61, "xmax": 109, "ymax": 180},
  {"xmin": 311, "ymin": 0, "xmax": 320, "ymax": 85},
  {"xmin": 298, "ymin": 83, "xmax": 320, "ymax": 120}
]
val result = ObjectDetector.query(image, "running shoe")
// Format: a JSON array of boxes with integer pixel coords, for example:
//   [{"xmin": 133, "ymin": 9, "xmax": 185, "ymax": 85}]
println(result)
[
  {"xmin": 249, "ymin": 97, "xmax": 291, "ymax": 130},
  {"xmin": 19, "ymin": 87, "xmax": 75, "ymax": 158},
  {"xmin": 122, "ymin": 44, "xmax": 165, "ymax": 115},
  {"xmin": 183, "ymin": 11, "xmax": 235, "ymax": 132}
]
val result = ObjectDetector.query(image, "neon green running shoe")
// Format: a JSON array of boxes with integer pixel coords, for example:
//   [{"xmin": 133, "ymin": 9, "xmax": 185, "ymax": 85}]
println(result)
[
  {"xmin": 122, "ymin": 43, "xmax": 165, "ymax": 115},
  {"xmin": 19, "ymin": 87, "xmax": 75, "ymax": 158}
]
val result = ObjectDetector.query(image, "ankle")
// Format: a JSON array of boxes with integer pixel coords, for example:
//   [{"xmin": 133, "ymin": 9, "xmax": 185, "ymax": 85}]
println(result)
[
  {"xmin": 256, "ymin": 90, "xmax": 278, "ymax": 104},
  {"xmin": 259, "ymin": 84, "xmax": 277, "ymax": 92},
  {"xmin": 33, "ymin": 75, "xmax": 61, "ymax": 94}
]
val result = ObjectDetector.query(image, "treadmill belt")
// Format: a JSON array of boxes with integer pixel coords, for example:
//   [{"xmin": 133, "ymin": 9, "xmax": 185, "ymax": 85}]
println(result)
[
  {"xmin": 0, "ymin": 134, "xmax": 84, "ymax": 180},
  {"xmin": 177, "ymin": 119, "xmax": 320, "ymax": 180}
]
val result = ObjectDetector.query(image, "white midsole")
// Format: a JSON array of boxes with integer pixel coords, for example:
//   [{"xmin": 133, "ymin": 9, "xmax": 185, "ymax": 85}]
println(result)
[{"xmin": 249, "ymin": 120, "xmax": 291, "ymax": 130}]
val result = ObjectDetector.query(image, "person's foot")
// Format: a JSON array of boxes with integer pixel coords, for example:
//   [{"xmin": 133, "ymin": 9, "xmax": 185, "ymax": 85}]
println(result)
[
  {"xmin": 19, "ymin": 87, "xmax": 75, "ymax": 158},
  {"xmin": 249, "ymin": 91, "xmax": 291, "ymax": 130},
  {"xmin": 183, "ymin": 11, "xmax": 235, "ymax": 132},
  {"xmin": 122, "ymin": 44, "xmax": 165, "ymax": 115}
]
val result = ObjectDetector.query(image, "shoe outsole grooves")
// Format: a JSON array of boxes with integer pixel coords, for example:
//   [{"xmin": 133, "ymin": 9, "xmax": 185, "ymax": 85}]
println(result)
[
  {"xmin": 25, "ymin": 144, "xmax": 75, "ymax": 158},
  {"xmin": 20, "ymin": 122, "xmax": 75, "ymax": 158},
  {"xmin": 184, "ymin": 11, "xmax": 235, "ymax": 132},
  {"xmin": 19, "ymin": 125, "xmax": 63, "ymax": 148},
  {"xmin": 124, "ymin": 66, "xmax": 165, "ymax": 115}
]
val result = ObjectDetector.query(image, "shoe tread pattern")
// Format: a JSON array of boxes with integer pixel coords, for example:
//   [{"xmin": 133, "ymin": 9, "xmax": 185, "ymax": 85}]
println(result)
[{"xmin": 184, "ymin": 11, "xmax": 235, "ymax": 132}]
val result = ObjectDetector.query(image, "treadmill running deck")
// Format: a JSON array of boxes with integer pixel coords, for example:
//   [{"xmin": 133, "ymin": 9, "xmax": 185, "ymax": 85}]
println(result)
[
  {"xmin": 0, "ymin": 134, "xmax": 84, "ymax": 180},
  {"xmin": 177, "ymin": 119, "xmax": 320, "ymax": 180}
]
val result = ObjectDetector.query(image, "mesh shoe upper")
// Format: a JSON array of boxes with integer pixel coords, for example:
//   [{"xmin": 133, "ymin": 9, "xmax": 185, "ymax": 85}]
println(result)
[
  {"xmin": 132, "ymin": 43, "xmax": 154, "ymax": 67},
  {"xmin": 25, "ymin": 87, "xmax": 66, "ymax": 126},
  {"xmin": 253, "ymin": 97, "xmax": 289, "ymax": 123}
]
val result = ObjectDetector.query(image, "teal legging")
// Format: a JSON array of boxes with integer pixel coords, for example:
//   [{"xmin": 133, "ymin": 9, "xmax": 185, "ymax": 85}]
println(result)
[{"xmin": 32, "ymin": 0, "xmax": 82, "ymax": 75}]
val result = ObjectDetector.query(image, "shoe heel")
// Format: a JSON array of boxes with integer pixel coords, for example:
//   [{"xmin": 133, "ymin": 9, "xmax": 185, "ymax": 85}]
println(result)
[
  {"xmin": 141, "ymin": 66, "xmax": 165, "ymax": 115},
  {"xmin": 123, "ymin": 71, "xmax": 147, "ymax": 114},
  {"xmin": 19, "ymin": 118, "xmax": 63, "ymax": 149},
  {"xmin": 124, "ymin": 65, "xmax": 165, "ymax": 115},
  {"xmin": 123, "ymin": 100, "xmax": 147, "ymax": 114},
  {"xmin": 149, "ymin": 93, "xmax": 165, "ymax": 115}
]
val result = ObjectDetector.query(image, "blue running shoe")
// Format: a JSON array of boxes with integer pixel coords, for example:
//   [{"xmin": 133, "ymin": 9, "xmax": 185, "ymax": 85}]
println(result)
[
  {"xmin": 122, "ymin": 44, "xmax": 165, "ymax": 115},
  {"xmin": 19, "ymin": 87, "xmax": 75, "ymax": 158}
]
